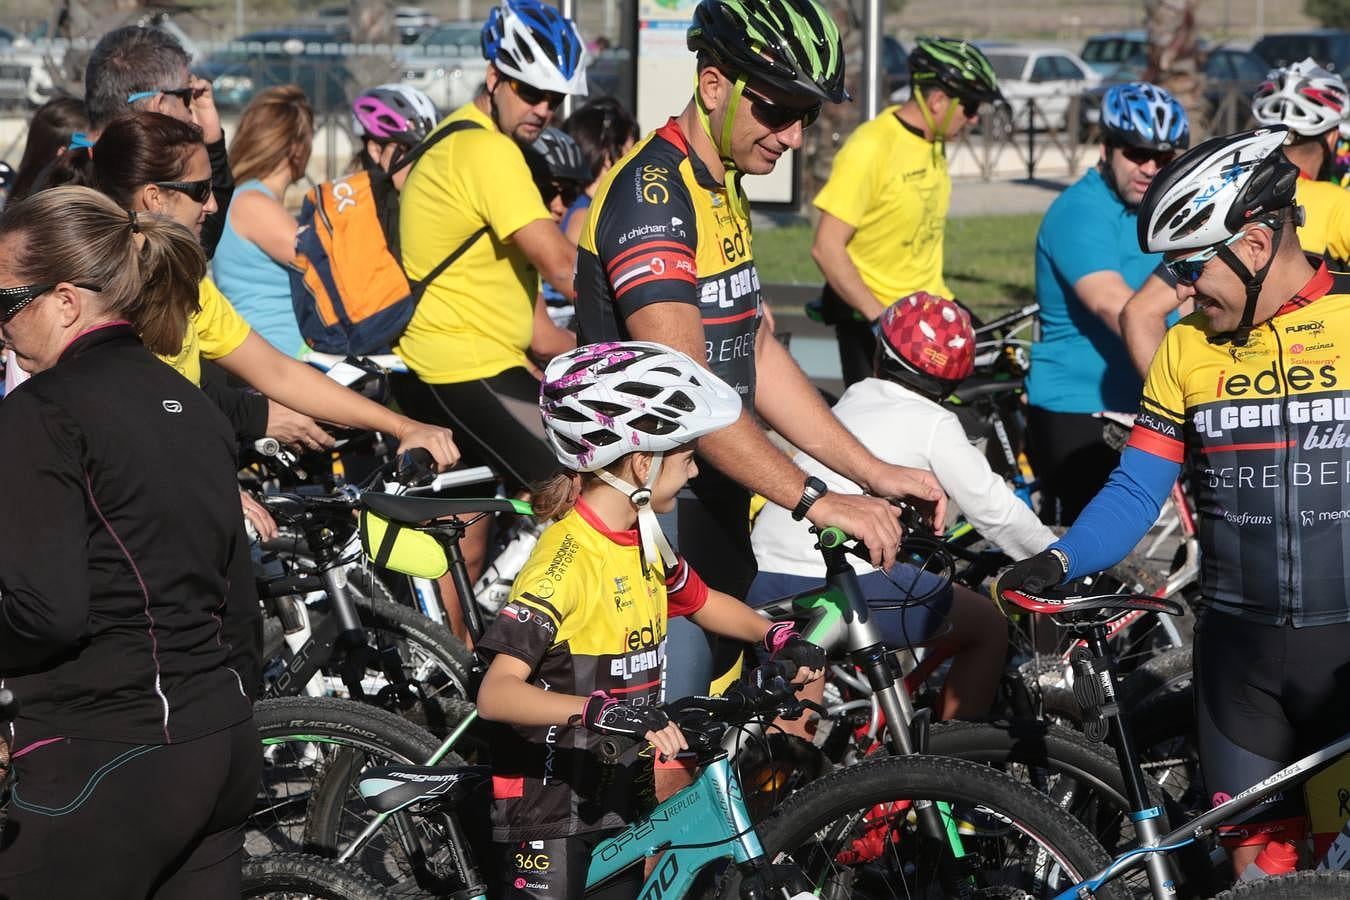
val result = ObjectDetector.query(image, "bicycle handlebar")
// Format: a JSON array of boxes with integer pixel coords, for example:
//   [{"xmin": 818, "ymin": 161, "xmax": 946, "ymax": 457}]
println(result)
[{"xmin": 595, "ymin": 661, "xmax": 804, "ymax": 765}]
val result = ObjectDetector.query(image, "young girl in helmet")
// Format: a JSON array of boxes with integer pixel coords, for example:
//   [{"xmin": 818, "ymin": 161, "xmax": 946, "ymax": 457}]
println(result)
[
  {"xmin": 751, "ymin": 292, "xmax": 1056, "ymax": 721},
  {"xmin": 476, "ymin": 341, "xmax": 825, "ymax": 900}
]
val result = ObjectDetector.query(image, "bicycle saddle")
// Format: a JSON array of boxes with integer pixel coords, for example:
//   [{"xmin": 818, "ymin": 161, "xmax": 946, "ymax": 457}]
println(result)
[
  {"xmin": 361, "ymin": 492, "xmax": 525, "ymax": 524},
  {"xmin": 357, "ymin": 765, "xmax": 491, "ymax": 814},
  {"xmin": 1000, "ymin": 589, "xmax": 1184, "ymax": 621}
]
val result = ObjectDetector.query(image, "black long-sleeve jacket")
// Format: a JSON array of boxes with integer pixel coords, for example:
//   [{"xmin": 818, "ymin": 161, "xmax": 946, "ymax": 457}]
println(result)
[
  {"xmin": 202, "ymin": 134, "xmax": 236, "ymax": 260},
  {"xmin": 0, "ymin": 324, "xmax": 258, "ymax": 747}
]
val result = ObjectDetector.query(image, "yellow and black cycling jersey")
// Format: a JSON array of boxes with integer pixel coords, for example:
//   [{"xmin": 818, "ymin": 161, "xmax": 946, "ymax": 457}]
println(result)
[
  {"xmin": 575, "ymin": 118, "xmax": 761, "ymax": 401},
  {"xmin": 477, "ymin": 499, "xmax": 708, "ymax": 841},
  {"xmin": 1295, "ymin": 175, "xmax": 1350, "ymax": 267},
  {"xmin": 1130, "ymin": 261, "xmax": 1350, "ymax": 625}
]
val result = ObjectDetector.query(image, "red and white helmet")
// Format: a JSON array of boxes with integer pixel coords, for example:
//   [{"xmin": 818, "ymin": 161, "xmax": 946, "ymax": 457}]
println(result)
[
  {"xmin": 1251, "ymin": 58, "xmax": 1349, "ymax": 138},
  {"xmin": 876, "ymin": 292, "xmax": 975, "ymax": 397}
]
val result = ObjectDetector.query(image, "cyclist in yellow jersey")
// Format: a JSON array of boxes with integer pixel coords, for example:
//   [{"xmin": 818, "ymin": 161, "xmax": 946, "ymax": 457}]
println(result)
[
  {"xmin": 1121, "ymin": 60, "xmax": 1350, "ymax": 376},
  {"xmin": 574, "ymin": 0, "xmax": 945, "ymax": 704},
  {"xmin": 811, "ymin": 36, "xmax": 1001, "ymax": 385}
]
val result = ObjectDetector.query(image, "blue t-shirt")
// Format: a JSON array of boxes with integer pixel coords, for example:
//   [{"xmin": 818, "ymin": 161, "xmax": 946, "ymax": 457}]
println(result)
[
  {"xmin": 1028, "ymin": 167, "xmax": 1162, "ymax": 414},
  {"xmin": 212, "ymin": 180, "xmax": 305, "ymax": 357}
]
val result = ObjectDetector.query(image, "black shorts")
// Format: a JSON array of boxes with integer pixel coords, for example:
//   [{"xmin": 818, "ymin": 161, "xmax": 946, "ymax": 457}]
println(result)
[
  {"xmin": 1024, "ymin": 406, "xmax": 1120, "ymax": 525},
  {"xmin": 1194, "ymin": 611, "xmax": 1350, "ymax": 846},
  {"xmin": 392, "ymin": 367, "xmax": 560, "ymax": 494},
  {"xmin": 0, "ymin": 717, "xmax": 260, "ymax": 899},
  {"xmin": 498, "ymin": 832, "xmax": 641, "ymax": 900}
]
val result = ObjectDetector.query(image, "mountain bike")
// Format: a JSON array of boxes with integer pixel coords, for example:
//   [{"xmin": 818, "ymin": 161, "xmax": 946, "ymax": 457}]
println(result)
[
  {"xmin": 999, "ymin": 583, "xmax": 1350, "ymax": 898},
  {"xmin": 245, "ymin": 662, "xmax": 1124, "ymax": 899}
]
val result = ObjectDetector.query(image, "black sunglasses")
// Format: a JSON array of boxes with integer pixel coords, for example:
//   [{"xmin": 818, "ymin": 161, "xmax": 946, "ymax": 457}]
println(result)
[
  {"xmin": 551, "ymin": 180, "xmax": 582, "ymax": 207},
  {"xmin": 1118, "ymin": 145, "xmax": 1177, "ymax": 167},
  {"xmin": 164, "ymin": 86, "xmax": 206, "ymax": 106},
  {"xmin": 507, "ymin": 77, "xmax": 565, "ymax": 110},
  {"xmin": 155, "ymin": 179, "xmax": 213, "ymax": 203},
  {"xmin": 741, "ymin": 83, "xmax": 821, "ymax": 130},
  {"xmin": 958, "ymin": 96, "xmax": 983, "ymax": 117},
  {"xmin": 0, "ymin": 282, "xmax": 102, "ymax": 323}
]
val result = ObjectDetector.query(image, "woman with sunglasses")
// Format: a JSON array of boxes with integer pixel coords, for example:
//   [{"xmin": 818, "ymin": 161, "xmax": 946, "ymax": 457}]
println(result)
[
  {"xmin": 212, "ymin": 85, "xmax": 314, "ymax": 356},
  {"xmin": 1025, "ymin": 81, "xmax": 1189, "ymax": 526},
  {"xmin": 81, "ymin": 112, "xmax": 459, "ymax": 535},
  {"xmin": 0, "ymin": 185, "xmax": 259, "ymax": 898}
]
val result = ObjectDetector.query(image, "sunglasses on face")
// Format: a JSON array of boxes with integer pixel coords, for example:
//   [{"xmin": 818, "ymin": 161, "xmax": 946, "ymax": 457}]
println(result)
[
  {"xmin": 958, "ymin": 96, "xmax": 983, "ymax": 118},
  {"xmin": 0, "ymin": 282, "xmax": 103, "ymax": 323},
  {"xmin": 127, "ymin": 86, "xmax": 206, "ymax": 107},
  {"xmin": 1118, "ymin": 145, "xmax": 1177, "ymax": 167},
  {"xmin": 506, "ymin": 77, "xmax": 564, "ymax": 110},
  {"xmin": 551, "ymin": 181, "xmax": 582, "ymax": 207},
  {"xmin": 1164, "ymin": 233, "xmax": 1244, "ymax": 286},
  {"xmin": 155, "ymin": 178, "xmax": 213, "ymax": 204},
  {"xmin": 741, "ymin": 83, "xmax": 821, "ymax": 130}
]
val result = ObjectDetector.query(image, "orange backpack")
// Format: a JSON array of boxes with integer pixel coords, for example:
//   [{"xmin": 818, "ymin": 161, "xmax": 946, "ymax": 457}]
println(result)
[{"xmin": 290, "ymin": 120, "xmax": 485, "ymax": 356}]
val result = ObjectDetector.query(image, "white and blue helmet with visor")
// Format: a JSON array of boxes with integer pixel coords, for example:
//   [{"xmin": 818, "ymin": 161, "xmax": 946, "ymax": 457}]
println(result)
[{"xmin": 481, "ymin": 0, "xmax": 588, "ymax": 96}]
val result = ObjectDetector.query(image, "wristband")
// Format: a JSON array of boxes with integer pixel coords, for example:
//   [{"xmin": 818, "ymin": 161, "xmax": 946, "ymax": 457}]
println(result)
[{"xmin": 792, "ymin": 476, "xmax": 828, "ymax": 521}]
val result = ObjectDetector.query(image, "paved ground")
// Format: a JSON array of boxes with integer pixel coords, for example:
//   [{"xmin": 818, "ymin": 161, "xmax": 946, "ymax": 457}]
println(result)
[{"xmin": 949, "ymin": 175, "xmax": 1074, "ymax": 218}]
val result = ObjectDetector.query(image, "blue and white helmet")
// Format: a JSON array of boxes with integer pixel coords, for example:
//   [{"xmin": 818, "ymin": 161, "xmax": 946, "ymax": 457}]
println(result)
[
  {"xmin": 481, "ymin": 0, "xmax": 588, "ymax": 96},
  {"xmin": 1101, "ymin": 82, "xmax": 1190, "ymax": 152}
]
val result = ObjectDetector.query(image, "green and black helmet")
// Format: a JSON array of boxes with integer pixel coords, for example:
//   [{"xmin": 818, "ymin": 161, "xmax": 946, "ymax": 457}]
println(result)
[
  {"xmin": 687, "ymin": 0, "xmax": 848, "ymax": 104},
  {"xmin": 908, "ymin": 36, "xmax": 1001, "ymax": 104}
]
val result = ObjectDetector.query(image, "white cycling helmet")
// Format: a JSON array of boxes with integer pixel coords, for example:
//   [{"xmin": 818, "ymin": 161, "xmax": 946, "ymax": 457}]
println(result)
[
  {"xmin": 540, "ymin": 341, "xmax": 742, "ymax": 566},
  {"xmin": 481, "ymin": 0, "xmax": 588, "ymax": 96},
  {"xmin": 352, "ymin": 84, "xmax": 439, "ymax": 146},
  {"xmin": 1252, "ymin": 58, "xmax": 1349, "ymax": 139},
  {"xmin": 1137, "ymin": 126, "xmax": 1301, "ymax": 344}
]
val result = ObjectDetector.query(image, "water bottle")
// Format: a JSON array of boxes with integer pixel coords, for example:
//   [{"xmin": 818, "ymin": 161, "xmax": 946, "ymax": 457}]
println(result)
[
  {"xmin": 1239, "ymin": 840, "xmax": 1299, "ymax": 881},
  {"xmin": 475, "ymin": 525, "xmax": 542, "ymax": 614}
]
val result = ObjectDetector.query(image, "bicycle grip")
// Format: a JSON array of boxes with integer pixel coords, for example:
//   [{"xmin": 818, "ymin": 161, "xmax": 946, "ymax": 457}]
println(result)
[
  {"xmin": 817, "ymin": 526, "xmax": 848, "ymax": 549},
  {"xmin": 0, "ymin": 688, "xmax": 18, "ymax": 723},
  {"xmin": 253, "ymin": 437, "xmax": 281, "ymax": 457},
  {"xmin": 395, "ymin": 447, "xmax": 437, "ymax": 487}
]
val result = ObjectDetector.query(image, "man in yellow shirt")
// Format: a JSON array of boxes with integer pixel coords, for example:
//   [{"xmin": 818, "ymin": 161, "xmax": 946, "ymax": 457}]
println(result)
[
  {"xmin": 811, "ymin": 37, "xmax": 1000, "ymax": 385},
  {"xmin": 1120, "ymin": 59, "xmax": 1350, "ymax": 377}
]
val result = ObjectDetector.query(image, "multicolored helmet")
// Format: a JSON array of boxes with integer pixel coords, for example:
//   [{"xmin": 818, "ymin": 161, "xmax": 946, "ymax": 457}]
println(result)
[
  {"xmin": 1251, "ymin": 58, "xmax": 1349, "ymax": 138},
  {"xmin": 908, "ymin": 36, "xmax": 1002, "ymax": 104},
  {"xmin": 352, "ymin": 84, "xmax": 438, "ymax": 146},
  {"xmin": 540, "ymin": 342, "xmax": 742, "ymax": 473},
  {"xmin": 1100, "ymin": 82, "xmax": 1189, "ymax": 152},
  {"xmin": 481, "ymin": 0, "xmax": 588, "ymax": 96},
  {"xmin": 686, "ymin": 0, "xmax": 847, "ymax": 104},
  {"xmin": 876, "ymin": 292, "xmax": 976, "ymax": 398}
]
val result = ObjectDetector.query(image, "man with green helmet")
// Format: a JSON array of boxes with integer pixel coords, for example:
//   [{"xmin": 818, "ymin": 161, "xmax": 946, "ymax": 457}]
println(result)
[
  {"xmin": 574, "ymin": 0, "xmax": 945, "ymax": 707},
  {"xmin": 812, "ymin": 36, "xmax": 1001, "ymax": 385}
]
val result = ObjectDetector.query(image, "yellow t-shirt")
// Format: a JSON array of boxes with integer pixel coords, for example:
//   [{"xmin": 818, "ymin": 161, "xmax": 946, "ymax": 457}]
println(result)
[
  {"xmin": 813, "ymin": 106, "xmax": 952, "ymax": 304},
  {"xmin": 396, "ymin": 102, "xmax": 552, "ymax": 383},
  {"xmin": 159, "ymin": 277, "xmax": 253, "ymax": 385},
  {"xmin": 1296, "ymin": 177, "xmax": 1350, "ymax": 266}
]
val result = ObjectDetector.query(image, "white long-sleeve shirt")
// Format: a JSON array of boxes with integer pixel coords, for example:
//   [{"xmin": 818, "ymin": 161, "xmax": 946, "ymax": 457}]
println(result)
[{"xmin": 752, "ymin": 378, "xmax": 1057, "ymax": 579}]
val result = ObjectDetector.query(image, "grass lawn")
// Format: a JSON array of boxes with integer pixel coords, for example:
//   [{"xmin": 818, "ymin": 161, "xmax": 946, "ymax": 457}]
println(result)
[{"xmin": 753, "ymin": 213, "xmax": 1041, "ymax": 321}]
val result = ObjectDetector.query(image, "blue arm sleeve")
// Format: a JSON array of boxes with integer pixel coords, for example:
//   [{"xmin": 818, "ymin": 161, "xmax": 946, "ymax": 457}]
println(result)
[{"xmin": 1049, "ymin": 446, "xmax": 1182, "ymax": 580}]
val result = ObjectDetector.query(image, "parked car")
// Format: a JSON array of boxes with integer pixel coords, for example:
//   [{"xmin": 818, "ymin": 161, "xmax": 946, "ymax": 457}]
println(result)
[
  {"xmin": 979, "ymin": 44, "xmax": 1100, "ymax": 135},
  {"xmin": 1253, "ymin": 29, "xmax": 1350, "ymax": 73},
  {"xmin": 200, "ymin": 28, "xmax": 356, "ymax": 113},
  {"xmin": 1080, "ymin": 30, "xmax": 1149, "ymax": 76},
  {"xmin": 398, "ymin": 20, "xmax": 486, "ymax": 115},
  {"xmin": 1079, "ymin": 45, "xmax": 1268, "ymax": 132},
  {"xmin": 316, "ymin": 5, "xmax": 437, "ymax": 44}
]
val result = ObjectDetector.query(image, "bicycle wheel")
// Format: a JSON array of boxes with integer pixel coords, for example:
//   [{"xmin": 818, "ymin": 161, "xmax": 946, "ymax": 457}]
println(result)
[
  {"xmin": 739, "ymin": 754, "xmax": 1129, "ymax": 899},
  {"xmin": 242, "ymin": 853, "xmax": 387, "ymax": 900},
  {"xmin": 351, "ymin": 591, "xmax": 476, "ymax": 735},
  {"xmin": 248, "ymin": 696, "xmax": 446, "ymax": 862},
  {"xmin": 1213, "ymin": 871, "xmax": 1350, "ymax": 898}
]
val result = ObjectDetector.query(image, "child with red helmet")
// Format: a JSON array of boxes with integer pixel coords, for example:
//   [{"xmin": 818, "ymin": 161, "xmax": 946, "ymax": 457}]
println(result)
[{"xmin": 750, "ymin": 291, "xmax": 1057, "ymax": 720}]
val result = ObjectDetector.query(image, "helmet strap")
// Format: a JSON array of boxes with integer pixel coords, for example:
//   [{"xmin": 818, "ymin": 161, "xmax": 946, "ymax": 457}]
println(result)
[
  {"xmin": 912, "ymin": 83, "xmax": 954, "ymax": 163},
  {"xmin": 1216, "ymin": 223, "xmax": 1283, "ymax": 347},
  {"xmin": 696, "ymin": 71, "xmax": 750, "ymax": 220},
  {"xmin": 595, "ymin": 455, "xmax": 678, "ymax": 570}
]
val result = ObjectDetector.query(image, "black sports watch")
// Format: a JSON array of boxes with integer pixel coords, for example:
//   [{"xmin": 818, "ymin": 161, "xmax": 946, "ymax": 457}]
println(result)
[{"xmin": 791, "ymin": 476, "xmax": 829, "ymax": 521}]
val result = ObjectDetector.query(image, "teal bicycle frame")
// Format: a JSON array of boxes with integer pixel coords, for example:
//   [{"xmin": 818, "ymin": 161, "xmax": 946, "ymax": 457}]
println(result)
[{"xmin": 585, "ymin": 753, "xmax": 765, "ymax": 896}]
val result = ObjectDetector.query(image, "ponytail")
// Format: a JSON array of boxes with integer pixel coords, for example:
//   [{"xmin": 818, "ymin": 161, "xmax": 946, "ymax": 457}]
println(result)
[
  {"xmin": 530, "ymin": 471, "xmax": 585, "ymax": 521},
  {"xmin": 126, "ymin": 212, "xmax": 204, "ymax": 355}
]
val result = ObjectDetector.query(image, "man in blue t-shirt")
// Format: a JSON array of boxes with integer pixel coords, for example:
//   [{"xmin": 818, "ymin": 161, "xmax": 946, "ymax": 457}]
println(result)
[{"xmin": 1027, "ymin": 83, "xmax": 1189, "ymax": 524}]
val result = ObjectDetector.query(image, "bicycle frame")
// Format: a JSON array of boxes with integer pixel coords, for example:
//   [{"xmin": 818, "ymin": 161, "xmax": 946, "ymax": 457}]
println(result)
[
  {"xmin": 1054, "ymin": 730, "xmax": 1350, "ymax": 899},
  {"xmin": 584, "ymin": 754, "xmax": 766, "ymax": 896}
]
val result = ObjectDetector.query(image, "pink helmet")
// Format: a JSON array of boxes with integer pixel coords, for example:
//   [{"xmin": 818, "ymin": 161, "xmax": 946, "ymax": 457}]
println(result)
[{"xmin": 352, "ymin": 84, "xmax": 439, "ymax": 146}]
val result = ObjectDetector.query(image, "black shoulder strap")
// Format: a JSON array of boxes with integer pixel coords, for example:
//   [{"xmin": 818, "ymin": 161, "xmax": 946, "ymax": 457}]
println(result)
[{"xmin": 395, "ymin": 119, "xmax": 490, "ymax": 295}]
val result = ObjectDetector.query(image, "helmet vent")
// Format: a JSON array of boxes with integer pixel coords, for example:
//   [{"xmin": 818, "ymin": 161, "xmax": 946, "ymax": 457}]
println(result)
[
  {"xmin": 582, "ymin": 400, "xmax": 628, "ymax": 418},
  {"xmin": 547, "ymin": 405, "xmax": 590, "ymax": 423},
  {"xmin": 582, "ymin": 429, "xmax": 620, "ymax": 447},
  {"xmin": 616, "ymin": 380, "xmax": 661, "ymax": 399},
  {"xmin": 629, "ymin": 414, "xmax": 680, "ymax": 435},
  {"xmin": 663, "ymin": 390, "xmax": 696, "ymax": 412}
]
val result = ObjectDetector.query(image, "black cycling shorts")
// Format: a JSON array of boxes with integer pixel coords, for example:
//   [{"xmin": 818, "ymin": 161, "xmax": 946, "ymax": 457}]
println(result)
[
  {"xmin": 392, "ymin": 367, "xmax": 560, "ymax": 494},
  {"xmin": 498, "ymin": 832, "xmax": 641, "ymax": 900},
  {"xmin": 0, "ymin": 717, "xmax": 260, "ymax": 899},
  {"xmin": 1194, "ymin": 610, "xmax": 1350, "ymax": 846},
  {"xmin": 1024, "ymin": 406, "xmax": 1120, "ymax": 525}
]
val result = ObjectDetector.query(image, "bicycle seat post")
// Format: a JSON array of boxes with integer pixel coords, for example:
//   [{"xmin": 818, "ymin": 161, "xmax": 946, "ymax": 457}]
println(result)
[{"xmin": 436, "ymin": 521, "xmax": 486, "ymax": 645}]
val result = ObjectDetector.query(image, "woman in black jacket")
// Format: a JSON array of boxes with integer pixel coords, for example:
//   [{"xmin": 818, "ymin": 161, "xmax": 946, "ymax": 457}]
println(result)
[{"xmin": 0, "ymin": 186, "xmax": 259, "ymax": 898}]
